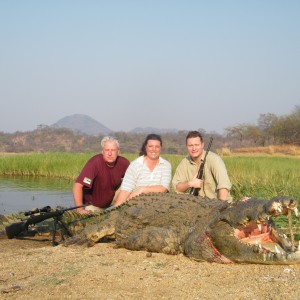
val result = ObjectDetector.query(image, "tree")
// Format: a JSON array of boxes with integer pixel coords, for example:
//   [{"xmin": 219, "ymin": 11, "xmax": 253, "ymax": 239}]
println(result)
[{"xmin": 257, "ymin": 113, "xmax": 279, "ymax": 145}]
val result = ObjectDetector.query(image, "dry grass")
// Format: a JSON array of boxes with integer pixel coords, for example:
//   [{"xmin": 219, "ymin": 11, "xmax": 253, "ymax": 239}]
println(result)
[{"xmin": 219, "ymin": 145, "xmax": 300, "ymax": 157}]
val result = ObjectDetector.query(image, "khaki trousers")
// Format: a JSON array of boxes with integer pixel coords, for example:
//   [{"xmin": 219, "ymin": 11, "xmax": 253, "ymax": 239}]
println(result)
[{"xmin": 85, "ymin": 189, "xmax": 120, "ymax": 212}]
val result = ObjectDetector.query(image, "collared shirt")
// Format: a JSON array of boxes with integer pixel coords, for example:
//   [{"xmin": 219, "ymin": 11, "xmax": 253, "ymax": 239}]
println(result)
[
  {"xmin": 172, "ymin": 151, "xmax": 232, "ymax": 201},
  {"xmin": 76, "ymin": 154, "xmax": 130, "ymax": 208},
  {"xmin": 120, "ymin": 155, "xmax": 172, "ymax": 192}
]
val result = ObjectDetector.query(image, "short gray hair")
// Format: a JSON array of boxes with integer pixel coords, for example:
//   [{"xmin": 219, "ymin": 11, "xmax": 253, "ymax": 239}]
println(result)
[{"xmin": 101, "ymin": 136, "xmax": 120, "ymax": 149}]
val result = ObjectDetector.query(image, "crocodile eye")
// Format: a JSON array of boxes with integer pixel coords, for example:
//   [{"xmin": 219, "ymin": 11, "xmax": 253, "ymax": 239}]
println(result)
[{"xmin": 289, "ymin": 199, "xmax": 295, "ymax": 206}]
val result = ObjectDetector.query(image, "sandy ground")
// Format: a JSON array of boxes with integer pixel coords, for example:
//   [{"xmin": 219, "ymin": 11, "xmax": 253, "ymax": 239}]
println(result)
[{"xmin": 1, "ymin": 236, "xmax": 300, "ymax": 300}]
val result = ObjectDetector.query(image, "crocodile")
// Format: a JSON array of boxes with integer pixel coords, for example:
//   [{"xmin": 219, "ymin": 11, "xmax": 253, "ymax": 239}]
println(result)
[
  {"xmin": 61, "ymin": 193, "xmax": 300, "ymax": 265},
  {"xmin": 1, "ymin": 193, "xmax": 299, "ymax": 264}
]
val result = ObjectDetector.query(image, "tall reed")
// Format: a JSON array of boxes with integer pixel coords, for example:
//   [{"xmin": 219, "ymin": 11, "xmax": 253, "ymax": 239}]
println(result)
[
  {"xmin": 1, "ymin": 152, "xmax": 299, "ymax": 232},
  {"xmin": 0, "ymin": 153, "xmax": 299, "ymax": 201},
  {"xmin": 224, "ymin": 156, "xmax": 300, "ymax": 200}
]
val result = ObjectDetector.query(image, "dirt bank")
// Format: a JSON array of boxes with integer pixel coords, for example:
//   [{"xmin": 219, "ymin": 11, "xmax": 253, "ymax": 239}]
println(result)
[{"xmin": 1, "ymin": 236, "xmax": 300, "ymax": 300}]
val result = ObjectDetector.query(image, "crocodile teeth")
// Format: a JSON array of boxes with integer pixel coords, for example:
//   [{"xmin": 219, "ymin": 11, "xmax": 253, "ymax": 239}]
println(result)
[
  {"xmin": 275, "ymin": 245, "xmax": 280, "ymax": 254},
  {"xmin": 257, "ymin": 223, "xmax": 262, "ymax": 231},
  {"xmin": 273, "ymin": 202, "xmax": 283, "ymax": 213}
]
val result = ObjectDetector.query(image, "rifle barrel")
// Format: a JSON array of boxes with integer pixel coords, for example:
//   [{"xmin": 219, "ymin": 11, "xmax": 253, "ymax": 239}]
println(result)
[{"xmin": 190, "ymin": 137, "xmax": 213, "ymax": 196}]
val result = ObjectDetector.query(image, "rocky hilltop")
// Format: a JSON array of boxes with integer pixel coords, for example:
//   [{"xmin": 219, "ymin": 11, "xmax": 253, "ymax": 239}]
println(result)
[{"xmin": 52, "ymin": 114, "xmax": 112, "ymax": 136}]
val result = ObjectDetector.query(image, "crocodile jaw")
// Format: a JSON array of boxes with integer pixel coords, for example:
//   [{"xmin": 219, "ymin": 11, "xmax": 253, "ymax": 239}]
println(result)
[{"xmin": 212, "ymin": 196, "xmax": 300, "ymax": 264}]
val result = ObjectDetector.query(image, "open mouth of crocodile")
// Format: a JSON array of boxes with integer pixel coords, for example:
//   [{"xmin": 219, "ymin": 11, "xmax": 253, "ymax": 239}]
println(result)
[
  {"xmin": 231, "ymin": 198, "xmax": 300, "ymax": 260},
  {"xmin": 234, "ymin": 221, "xmax": 297, "ymax": 254},
  {"xmin": 211, "ymin": 197, "xmax": 300, "ymax": 263}
]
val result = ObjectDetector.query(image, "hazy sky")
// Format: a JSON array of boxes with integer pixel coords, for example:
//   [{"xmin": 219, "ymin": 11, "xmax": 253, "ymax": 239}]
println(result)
[{"xmin": 0, "ymin": 1, "xmax": 299, "ymax": 134}]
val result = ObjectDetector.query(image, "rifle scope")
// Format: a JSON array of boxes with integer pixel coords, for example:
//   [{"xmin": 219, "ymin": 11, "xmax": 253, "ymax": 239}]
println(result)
[{"xmin": 24, "ymin": 206, "xmax": 51, "ymax": 216}]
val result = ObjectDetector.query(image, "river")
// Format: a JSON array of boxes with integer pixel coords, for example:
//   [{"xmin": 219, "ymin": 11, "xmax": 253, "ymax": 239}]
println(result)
[{"xmin": 0, "ymin": 176, "xmax": 74, "ymax": 215}]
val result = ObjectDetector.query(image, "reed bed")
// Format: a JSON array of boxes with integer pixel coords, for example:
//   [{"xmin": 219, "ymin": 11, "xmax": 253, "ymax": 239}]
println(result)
[
  {"xmin": 224, "ymin": 156, "xmax": 300, "ymax": 200},
  {"xmin": 1, "ymin": 152, "xmax": 299, "ymax": 200},
  {"xmin": 0, "ymin": 153, "xmax": 85, "ymax": 178}
]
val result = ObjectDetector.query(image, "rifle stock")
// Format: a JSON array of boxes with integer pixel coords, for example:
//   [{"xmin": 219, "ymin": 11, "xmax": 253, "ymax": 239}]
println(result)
[
  {"xmin": 5, "ymin": 221, "xmax": 28, "ymax": 239},
  {"xmin": 190, "ymin": 137, "xmax": 213, "ymax": 196}
]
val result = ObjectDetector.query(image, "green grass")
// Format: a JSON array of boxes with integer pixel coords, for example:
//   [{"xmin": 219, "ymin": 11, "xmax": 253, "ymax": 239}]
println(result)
[
  {"xmin": 0, "ymin": 153, "xmax": 99, "ymax": 178},
  {"xmin": 0, "ymin": 153, "xmax": 299, "ymax": 200},
  {"xmin": 223, "ymin": 156, "xmax": 300, "ymax": 200}
]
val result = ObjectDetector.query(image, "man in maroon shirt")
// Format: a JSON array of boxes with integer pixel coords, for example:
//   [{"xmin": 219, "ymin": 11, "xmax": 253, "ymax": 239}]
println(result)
[{"xmin": 73, "ymin": 136, "xmax": 130, "ymax": 214}]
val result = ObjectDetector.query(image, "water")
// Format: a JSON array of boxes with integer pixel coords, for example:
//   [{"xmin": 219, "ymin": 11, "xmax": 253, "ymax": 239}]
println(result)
[{"xmin": 0, "ymin": 176, "xmax": 74, "ymax": 215}]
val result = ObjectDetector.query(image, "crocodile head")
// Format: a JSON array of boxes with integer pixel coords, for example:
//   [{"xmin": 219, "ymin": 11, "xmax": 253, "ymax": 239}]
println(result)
[{"xmin": 206, "ymin": 196, "xmax": 300, "ymax": 264}]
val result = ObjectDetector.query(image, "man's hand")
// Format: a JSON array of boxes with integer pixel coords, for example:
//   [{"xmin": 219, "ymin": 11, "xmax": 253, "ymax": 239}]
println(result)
[
  {"xmin": 128, "ymin": 187, "xmax": 144, "ymax": 200},
  {"xmin": 76, "ymin": 208, "xmax": 91, "ymax": 215},
  {"xmin": 188, "ymin": 177, "xmax": 203, "ymax": 189}
]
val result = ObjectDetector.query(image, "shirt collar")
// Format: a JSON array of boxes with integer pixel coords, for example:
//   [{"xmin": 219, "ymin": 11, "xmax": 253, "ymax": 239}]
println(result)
[
  {"xmin": 187, "ymin": 152, "xmax": 205, "ymax": 165},
  {"xmin": 138, "ymin": 155, "xmax": 163, "ymax": 164}
]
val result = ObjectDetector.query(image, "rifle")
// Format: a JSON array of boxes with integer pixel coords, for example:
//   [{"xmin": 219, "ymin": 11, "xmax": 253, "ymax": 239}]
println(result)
[
  {"xmin": 190, "ymin": 137, "xmax": 213, "ymax": 196},
  {"xmin": 5, "ymin": 204, "xmax": 86, "ymax": 246}
]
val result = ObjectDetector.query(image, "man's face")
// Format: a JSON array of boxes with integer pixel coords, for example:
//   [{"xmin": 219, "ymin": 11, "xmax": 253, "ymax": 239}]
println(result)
[
  {"xmin": 145, "ymin": 139, "xmax": 161, "ymax": 160},
  {"xmin": 186, "ymin": 137, "xmax": 204, "ymax": 160},
  {"xmin": 102, "ymin": 141, "xmax": 120, "ymax": 164}
]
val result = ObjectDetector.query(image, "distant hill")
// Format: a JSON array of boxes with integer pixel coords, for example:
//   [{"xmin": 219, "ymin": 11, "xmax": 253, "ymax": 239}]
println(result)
[
  {"xmin": 130, "ymin": 127, "xmax": 178, "ymax": 134},
  {"xmin": 52, "ymin": 114, "xmax": 112, "ymax": 136},
  {"xmin": 52, "ymin": 115, "xmax": 179, "ymax": 136}
]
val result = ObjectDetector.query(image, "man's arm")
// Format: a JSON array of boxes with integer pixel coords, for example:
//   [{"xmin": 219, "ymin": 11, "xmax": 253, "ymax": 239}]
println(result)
[
  {"xmin": 212, "ymin": 155, "xmax": 232, "ymax": 201},
  {"xmin": 128, "ymin": 185, "xmax": 168, "ymax": 199},
  {"xmin": 73, "ymin": 182, "xmax": 90, "ymax": 214},
  {"xmin": 217, "ymin": 188, "xmax": 229, "ymax": 201},
  {"xmin": 113, "ymin": 190, "xmax": 131, "ymax": 206},
  {"xmin": 172, "ymin": 158, "xmax": 196, "ymax": 193},
  {"xmin": 114, "ymin": 185, "xmax": 169, "ymax": 207}
]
